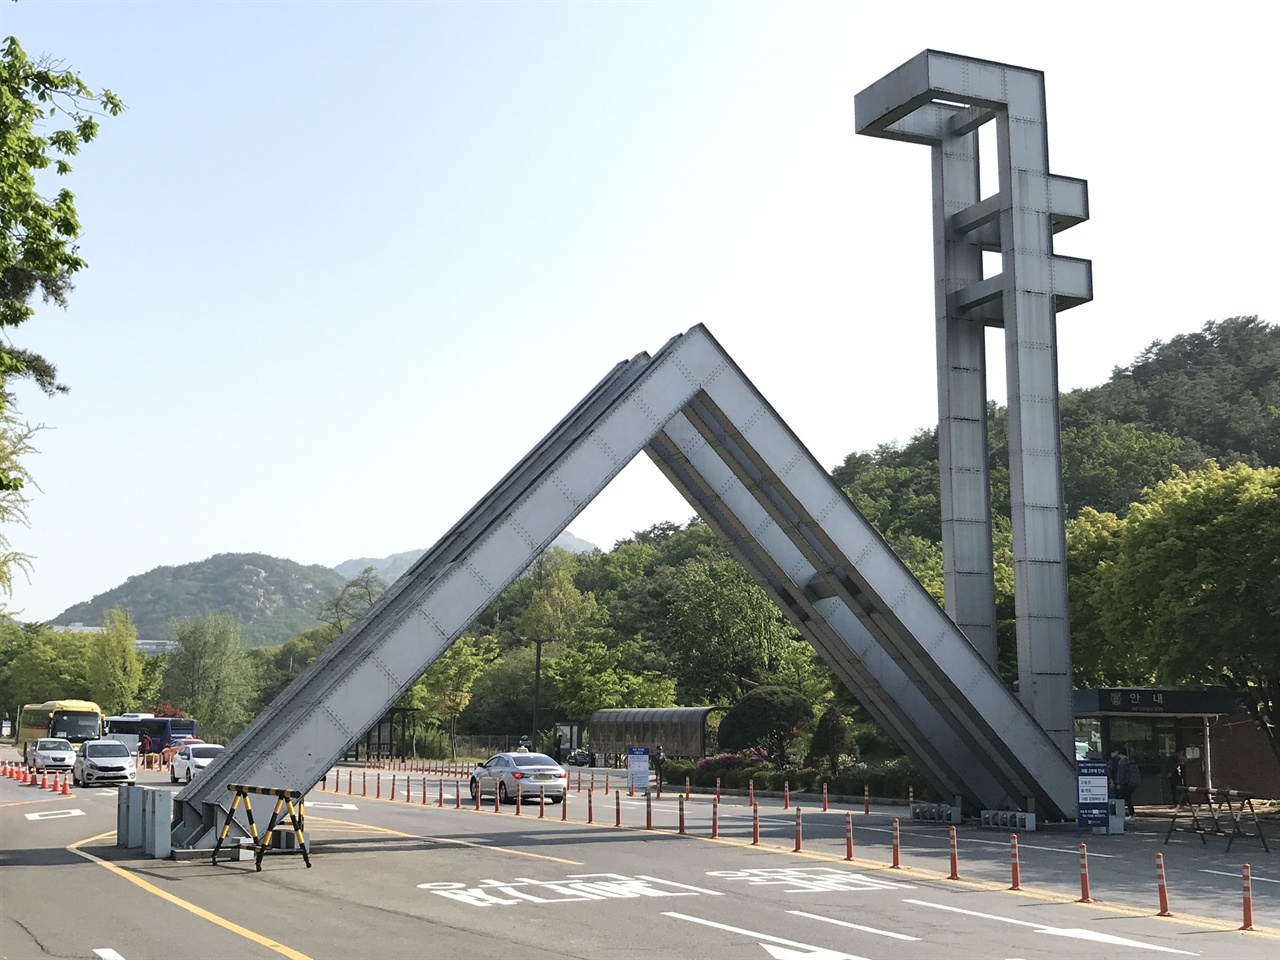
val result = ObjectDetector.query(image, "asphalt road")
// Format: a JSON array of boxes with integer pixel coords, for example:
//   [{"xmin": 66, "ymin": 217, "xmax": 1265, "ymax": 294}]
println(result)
[{"xmin": 2, "ymin": 757, "xmax": 1276, "ymax": 960}]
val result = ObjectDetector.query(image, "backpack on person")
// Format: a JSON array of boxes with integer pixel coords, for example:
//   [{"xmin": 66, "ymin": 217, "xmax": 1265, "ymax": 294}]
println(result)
[{"xmin": 1124, "ymin": 761, "xmax": 1142, "ymax": 788}]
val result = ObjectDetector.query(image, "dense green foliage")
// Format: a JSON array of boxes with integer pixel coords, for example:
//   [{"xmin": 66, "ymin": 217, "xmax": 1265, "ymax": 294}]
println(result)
[
  {"xmin": 53, "ymin": 553, "xmax": 348, "ymax": 647},
  {"xmin": 717, "ymin": 685, "xmax": 814, "ymax": 764}
]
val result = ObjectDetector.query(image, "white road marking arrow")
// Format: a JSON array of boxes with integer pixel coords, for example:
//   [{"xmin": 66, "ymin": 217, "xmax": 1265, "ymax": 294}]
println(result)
[
  {"xmin": 664, "ymin": 912, "xmax": 869, "ymax": 960},
  {"xmin": 903, "ymin": 899, "xmax": 1197, "ymax": 955}
]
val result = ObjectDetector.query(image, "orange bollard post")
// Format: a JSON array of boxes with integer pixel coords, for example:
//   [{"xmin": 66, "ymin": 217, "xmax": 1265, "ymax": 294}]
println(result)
[
  {"xmin": 1242, "ymin": 864, "xmax": 1254, "ymax": 931},
  {"xmin": 377, "ymin": 773, "xmax": 382, "ymax": 799},
  {"xmin": 561, "ymin": 790, "xmax": 568, "ymax": 821},
  {"xmin": 407, "ymin": 775, "xmax": 414, "ymax": 802},
  {"xmin": 752, "ymin": 803, "xmax": 760, "ymax": 845},
  {"xmin": 864, "ymin": 784, "xmax": 870, "ymax": 815},
  {"xmin": 784, "ymin": 781, "xmax": 790, "ymax": 810},
  {"xmin": 347, "ymin": 770, "xmax": 352, "ymax": 795},
  {"xmin": 845, "ymin": 811, "xmax": 854, "ymax": 861},
  {"xmin": 539, "ymin": 787, "xmax": 546, "ymax": 819},
  {"xmin": 1077, "ymin": 843, "xmax": 1092, "ymax": 902},
  {"xmin": 515, "ymin": 787, "xmax": 522, "ymax": 816},
  {"xmin": 909, "ymin": 785, "xmax": 914, "ymax": 807},
  {"xmin": 320, "ymin": 771, "xmax": 327, "ymax": 791},
  {"xmin": 1010, "ymin": 834, "xmax": 1021, "ymax": 890},
  {"xmin": 362, "ymin": 771, "xmax": 367, "ymax": 797},
  {"xmin": 892, "ymin": 817, "xmax": 901, "ymax": 868},
  {"xmin": 630, "ymin": 775, "xmax": 635, "ymax": 798},
  {"xmin": 1156, "ymin": 852, "xmax": 1171, "ymax": 916},
  {"xmin": 494, "ymin": 788, "xmax": 501, "ymax": 814},
  {"xmin": 437, "ymin": 779, "xmax": 443, "ymax": 807},
  {"xmin": 590, "ymin": 773, "xmax": 595, "ymax": 793},
  {"xmin": 475, "ymin": 784, "xmax": 482, "ymax": 811},
  {"xmin": 615, "ymin": 791, "xmax": 621, "ymax": 828},
  {"xmin": 588, "ymin": 786, "xmax": 594, "ymax": 824},
  {"xmin": 823, "ymin": 782, "xmax": 829, "ymax": 812},
  {"xmin": 711, "ymin": 798, "xmax": 719, "ymax": 839},
  {"xmin": 456, "ymin": 780, "xmax": 462, "ymax": 809},
  {"xmin": 715, "ymin": 777, "xmax": 721, "ymax": 803},
  {"xmin": 685, "ymin": 776, "xmax": 690, "ymax": 801},
  {"xmin": 646, "ymin": 792, "xmax": 652, "ymax": 830},
  {"xmin": 577, "ymin": 771, "xmax": 582, "ymax": 793},
  {"xmin": 679, "ymin": 796, "xmax": 686, "ymax": 835},
  {"xmin": 949, "ymin": 826, "xmax": 960, "ymax": 880},
  {"xmin": 605, "ymin": 775, "xmax": 610, "ymax": 796},
  {"xmin": 794, "ymin": 807, "xmax": 803, "ymax": 852},
  {"xmin": 749, "ymin": 778, "xmax": 755, "ymax": 807}
]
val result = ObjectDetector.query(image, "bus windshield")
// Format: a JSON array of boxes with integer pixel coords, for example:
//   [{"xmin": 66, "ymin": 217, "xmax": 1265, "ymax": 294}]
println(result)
[{"xmin": 53, "ymin": 711, "xmax": 103, "ymax": 742}]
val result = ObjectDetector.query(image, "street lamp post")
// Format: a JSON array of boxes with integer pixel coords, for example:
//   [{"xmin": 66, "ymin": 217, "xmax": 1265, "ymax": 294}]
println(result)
[{"xmin": 525, "ymin": 637, "xmax": 553, "ymax": 750}]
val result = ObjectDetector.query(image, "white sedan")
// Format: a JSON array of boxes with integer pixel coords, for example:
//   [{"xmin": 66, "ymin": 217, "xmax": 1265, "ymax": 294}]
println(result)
[
  {"xmin": 27, "ymin": 738, "xmax": 75, "ymax": 774},
  {"xmin": 170, "ymin": 743, "xmax": 225, "ymax": 783}
]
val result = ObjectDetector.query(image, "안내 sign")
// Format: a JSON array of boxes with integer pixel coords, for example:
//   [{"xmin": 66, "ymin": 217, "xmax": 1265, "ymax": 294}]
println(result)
[{"xmin": 627, "ymin": 747, "xmax": 650, "ymax": 792}]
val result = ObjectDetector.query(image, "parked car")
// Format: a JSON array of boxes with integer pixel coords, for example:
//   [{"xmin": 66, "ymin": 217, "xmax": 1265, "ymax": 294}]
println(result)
[
  {"xmin": 469, "ymin": 752, "xmax": 567, "ymax": 803},
  {"xmin": 26, "ymin": 738, "xmax": 75, "ymax": 774},
  {"xmin": 170, "ymin": 743, "xmax": 225, "ymax": 783},
  {"xmin": 72, "ymin": 740, "xmax": 137, "ymax": 787}
]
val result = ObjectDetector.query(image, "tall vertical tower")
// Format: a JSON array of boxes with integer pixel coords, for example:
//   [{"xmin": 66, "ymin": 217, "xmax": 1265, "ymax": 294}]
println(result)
[{"xmin": 855, "ymin": 51, "xmax": 1091, "ymax": 755}]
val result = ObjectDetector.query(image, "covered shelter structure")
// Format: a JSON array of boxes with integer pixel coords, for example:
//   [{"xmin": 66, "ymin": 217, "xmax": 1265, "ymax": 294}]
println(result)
[{"xmin": 588, "ymin": 707, "xmax": 728, "ymax": 765}]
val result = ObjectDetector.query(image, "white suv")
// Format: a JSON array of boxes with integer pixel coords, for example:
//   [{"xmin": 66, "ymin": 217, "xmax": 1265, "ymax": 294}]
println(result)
[{"xmin": 73, "ymin": 740, "xmax": 137, "ymax": 787}]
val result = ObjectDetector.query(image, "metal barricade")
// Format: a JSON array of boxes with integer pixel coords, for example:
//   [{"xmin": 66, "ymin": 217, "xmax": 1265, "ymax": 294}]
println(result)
[{"xmin": 210, "ymin": 784, "xmax": 312, "ymax": 871}]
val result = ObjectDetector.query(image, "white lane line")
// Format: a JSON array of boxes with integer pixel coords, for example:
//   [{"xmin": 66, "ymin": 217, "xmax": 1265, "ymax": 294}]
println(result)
[
  {"xmin": 664, "ymin": 912, "xmax": 870, "ymax": 960},
  {"xmin": 1202, "ymin": 868, "xmax": 1278, "ymax": 883},
  {"xmin": 305, "ymin": 802, "xmax": 359, "ymax": 810},
  {"xmin": 24, "ymin": 808, "xmax": 85, "ymax": 821},
  {"xmin": 854, "ymin": 825, "xmax": 1115, "ymax": 857},
  {"xmin": 788, "ymin": 911, "xmax": 920, "ymax": 941},
  {"xmin": 902, "ymin": 899, "xmax": 1196, "ymax": 955},
  {"xmin": 93, "ymin": 950, "xmax": 127, "ymax": 960}
]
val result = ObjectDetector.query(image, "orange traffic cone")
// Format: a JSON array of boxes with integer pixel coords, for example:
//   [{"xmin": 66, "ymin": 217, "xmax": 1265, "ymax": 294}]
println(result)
[
  {"xmin": 49, "ymin": 772, "xmax": 61, "ymax": 793},
  {"xmin": 38, "ymin": 771, "xmax": 48, "ymax": 789},
  {"xmin": 61, "ymin": 774, "xmax": 72, "ymax": 796}
]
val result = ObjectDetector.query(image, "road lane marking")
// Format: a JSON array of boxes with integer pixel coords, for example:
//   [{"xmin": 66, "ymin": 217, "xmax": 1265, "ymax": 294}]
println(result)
[
  {"xmin": 633, "ymin": 875, "xmax": 723, "ymax": 895},
  {"xmin": 67, "ymin": 832, "xmax": 312, "ymax": 960},
  {"xmin": 93, "ymin": 950, "xmax": 127, "ymax": 960},
  {"xmin": 788, "ymin": 911, "xmax": 920, "ymax": 941},
  {"xmin": 1202, "ymin": 868, "xmax": 1278, "ymax": 883},
  {"xmin": 307, "ymin": 816, "xmax": 583, "ymax": 864},
  {"xmin": 902, "ymin": 899, "xmax": 1196, "ymax": 954},
  {"xmin": 853, "ymin": 825, "xmax": 1115, "ymax": 857},
  {"xmin": 0, "ymin": 796, "xmax": 64, "ymax": 808},
  {"xmin": 25, "ymin": 808, "xmax": 85, "ymax": 820},
  {"xmin": 304, "ymin": 802, "xmax": 359, "ymax": 810},
  {"xmin": 663, "ymin": 912, "xmax": 871, "ymax": 960}
]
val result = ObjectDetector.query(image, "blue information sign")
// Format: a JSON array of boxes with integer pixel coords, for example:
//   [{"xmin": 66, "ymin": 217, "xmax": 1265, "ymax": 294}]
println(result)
[{"xmin": 1076, "ymin": 759, "xmax": 1110, "ymax": 831}]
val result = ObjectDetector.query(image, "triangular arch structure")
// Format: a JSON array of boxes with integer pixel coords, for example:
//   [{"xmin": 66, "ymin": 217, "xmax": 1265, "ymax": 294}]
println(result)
[{"xmin": 173, "ymin": 325, "xmax": 1075, "ymax": 847}]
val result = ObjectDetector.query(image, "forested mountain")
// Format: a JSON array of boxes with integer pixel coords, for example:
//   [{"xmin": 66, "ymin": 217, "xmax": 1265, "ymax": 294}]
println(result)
[{"xmin": 52, "ymin": 553, "xmax": 347, "ymax": 648}]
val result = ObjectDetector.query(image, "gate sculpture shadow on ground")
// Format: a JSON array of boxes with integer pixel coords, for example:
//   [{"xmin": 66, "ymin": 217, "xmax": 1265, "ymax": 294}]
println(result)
[{"xmin": 172, "ymin": 324, "xmax": 1076, "ymax": 850}]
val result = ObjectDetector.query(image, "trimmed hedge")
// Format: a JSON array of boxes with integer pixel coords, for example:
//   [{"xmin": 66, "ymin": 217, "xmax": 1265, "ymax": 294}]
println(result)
[{"xmin": 662, "ymin": 754, "xmax": 937, "ymax": 802}]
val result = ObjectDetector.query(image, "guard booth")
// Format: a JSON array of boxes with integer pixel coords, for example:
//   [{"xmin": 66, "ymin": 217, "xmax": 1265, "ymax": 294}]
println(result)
[{"xmin": 1073, "ymin": 688, "xmax": 1238, "ymax": 806}]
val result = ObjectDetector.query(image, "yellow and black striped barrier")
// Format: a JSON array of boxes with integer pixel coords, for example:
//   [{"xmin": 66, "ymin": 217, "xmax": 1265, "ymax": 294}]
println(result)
[{"xmin": 210, "ymin": 784, "xmax": 312, "ymax": 871}]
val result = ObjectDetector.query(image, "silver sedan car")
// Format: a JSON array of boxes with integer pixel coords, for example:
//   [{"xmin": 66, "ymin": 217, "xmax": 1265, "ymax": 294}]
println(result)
[{"xmin": 469, "ymin": 752, "xmax": 567, "ymax": 803}]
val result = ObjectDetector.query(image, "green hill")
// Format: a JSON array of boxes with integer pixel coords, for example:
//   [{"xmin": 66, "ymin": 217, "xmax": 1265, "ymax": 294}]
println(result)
[{"xmin": 52, "ymin": 553, "xmax": 347, "ymax": 648}]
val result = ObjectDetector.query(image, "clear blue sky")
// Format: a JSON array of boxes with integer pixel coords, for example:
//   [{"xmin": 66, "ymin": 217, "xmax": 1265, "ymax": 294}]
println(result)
[{"xmin": 6, "ymin": 1, "xmax": 1278, "ymax": 621}]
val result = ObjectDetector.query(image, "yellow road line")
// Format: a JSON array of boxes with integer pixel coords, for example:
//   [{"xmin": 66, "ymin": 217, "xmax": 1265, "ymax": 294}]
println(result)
[
  {"xmin": 67, "ymin": 832, "xmax": 313, "ymax": 960},
  {"xmin": 0, "ymin": 796, "xmax": 65, "ymax": 808},
  {"xmin": 307, "ymin": 815, "xmax": 583, "ymax": 865}
]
